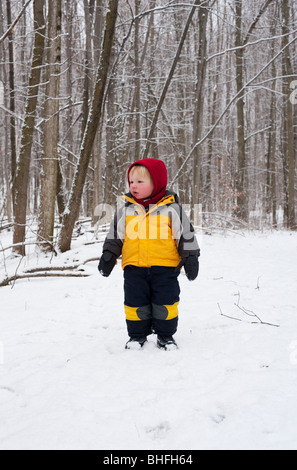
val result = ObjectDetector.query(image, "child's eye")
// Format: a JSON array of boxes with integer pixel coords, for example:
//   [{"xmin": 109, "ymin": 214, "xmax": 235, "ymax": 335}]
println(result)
[{"xmin": 130, "ymin": 179, "xmax": 144, "ymax": 184}]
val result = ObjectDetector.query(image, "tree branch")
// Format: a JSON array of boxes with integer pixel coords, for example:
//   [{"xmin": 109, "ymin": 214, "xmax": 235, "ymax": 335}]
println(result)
[
  {"xmin": 244, "ymin": 0, "xmax": 275, "ymax": 46},
  {"xmin": 0, "ymin": 0, "xmax": 33, "ymax": 44},
  {"xmin": 23, "ymin": 257, "xmax": 100, "ymax": 273},
  {"xmin": 142, "ymin": 0, "xmax": 201, "ymax": 158},
  {"xmin": 169, "ymin": 32, "xmax": 297, "ymax": 187},
  {"xmin": 0, "ymin": 272, "xmax": 90, "ymax": 288}
]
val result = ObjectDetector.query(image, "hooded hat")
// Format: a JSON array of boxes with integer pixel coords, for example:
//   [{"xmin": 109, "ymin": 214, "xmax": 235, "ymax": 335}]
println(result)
[{"xmin": 127, "ymin": 158, "xmax": 168, "ymax": 207}]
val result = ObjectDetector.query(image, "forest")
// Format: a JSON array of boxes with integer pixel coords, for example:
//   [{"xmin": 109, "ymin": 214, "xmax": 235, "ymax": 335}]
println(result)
[{"xmin": 0, "ymin": 0, "xmax": 296, "ymax": 255}]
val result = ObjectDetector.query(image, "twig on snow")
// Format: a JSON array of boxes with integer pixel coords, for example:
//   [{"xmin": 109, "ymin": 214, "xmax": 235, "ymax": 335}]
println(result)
[
  {"xmin": 218, "ymin": 303, "xmax": 243, "ymax": 323},
  {"xmin": 218, "ymin": 301, "xmax": 280, "ymax": 328},
  {"xmin": 234, "ymin": 303, "xmax": 280, "ymax": 328}
]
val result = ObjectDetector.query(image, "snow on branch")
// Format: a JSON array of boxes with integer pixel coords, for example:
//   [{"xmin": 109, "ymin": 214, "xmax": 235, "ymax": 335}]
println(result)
[
  {"xmin": 169, "ymin": 32, "xmax": 297, "ymax": 188},
  {"xmin": 0, "ymin": 272, "xmax": 90, "ymax": 288},
  {"xmin": 0, "ymin": 0, "xmax": 33, "ymax": 44},
  {"xmin": 0, "ymin": 257, "xmax": 100, "ymax": 288},
  {"xmin": 206, "ymin": 28, "xmax": 297, "ymax": 63}
]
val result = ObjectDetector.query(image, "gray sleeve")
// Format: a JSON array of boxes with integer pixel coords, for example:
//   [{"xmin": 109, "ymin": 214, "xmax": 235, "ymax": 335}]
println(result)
[
  {"xmin": 170, "ymin": 203, "xmax": 200, "ymax": 259},
  {"xmin": 102, "ymin": 207, "xmax": 126, "ymax": 258}
]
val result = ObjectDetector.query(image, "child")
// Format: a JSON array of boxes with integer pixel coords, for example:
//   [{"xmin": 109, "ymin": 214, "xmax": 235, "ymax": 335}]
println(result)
[{"xmin": 98, "ymin": 158, "xmax": 200, "ymax": 350}]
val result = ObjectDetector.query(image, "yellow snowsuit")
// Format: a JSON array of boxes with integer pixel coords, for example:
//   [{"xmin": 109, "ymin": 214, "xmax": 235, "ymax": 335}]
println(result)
[
  {"xmin": 120, "ymin": 193, "xmax": 182, "ymax": 270},
  {"xmin": 102, "ymin": 190, "xmax": 199, "ymax": 339}
]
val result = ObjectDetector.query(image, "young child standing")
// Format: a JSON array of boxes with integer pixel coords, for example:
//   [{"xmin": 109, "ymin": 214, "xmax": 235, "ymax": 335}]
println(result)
[{"xmin": 98, "ymin": 158, "xmax": 200, "ymax": 350}]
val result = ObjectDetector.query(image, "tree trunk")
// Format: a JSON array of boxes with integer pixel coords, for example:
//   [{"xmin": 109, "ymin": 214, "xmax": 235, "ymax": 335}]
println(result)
[
  {"xmin": 192, "ymin": 2, "xmax": 209, "ymax": 209},
  {"xmin": 0, "ymin": 0, "xmax": 11, "ymax": 221},
  {"xmin": 134, "ymin": 0, "xmax": 141, "ymax": 159},
  {"xmin": 38, "ymin": 0, "xmax": 62, "ymax": 251},
  {"xmin": 173, "ymin": 8, "xmax": 188, "ymax": 205},
  {"xmin": 282, "ymin": 0, "xmax": 296, "ymax": 230},
  {"xmin": 127, "ymin": 0, "xmax": 155, "ymax": 160},
  {"xmin": 234, "ymin": 0, "xmax": 248, "ymax": 222},
  {"xmin": 266, "ymin": 14, "xmax": 277, "ymax": 227},
  {"xmin": 105, "ymin": 65, "xmax": 116, "ymax": 205},
  {"xmin": 91, "ymin": 0, "xmax": 104, "ymax": 223},
  {"xmin": 58, "ymin": 0, "xmax": 119, "ymax": 253},
  {"xmin": 6, "ymin": 0, "xmax": 16, "ymax": 195},
  {"xmin": 12, "ymin": 0, "xmax": 45, "ymax": 256},
  {"xmin": 143, "ymin": 0, "xmax": 200, "ymax": 159},
  {"xmin": 56, "ymin": 160, "xmax": 66, "ymax": 222}
]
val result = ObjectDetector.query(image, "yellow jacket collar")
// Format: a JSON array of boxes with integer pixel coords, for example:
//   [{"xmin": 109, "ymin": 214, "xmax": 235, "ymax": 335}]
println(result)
[{"xmin": 122, "ymin": 193, "xmax": 176, "ymax": 209}]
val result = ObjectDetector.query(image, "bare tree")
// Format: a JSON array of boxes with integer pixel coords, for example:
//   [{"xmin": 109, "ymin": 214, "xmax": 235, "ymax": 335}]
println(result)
[
  {"xmin": 192, "ymin": 2, "xmax": 210, "ymax": 208},
  {"xmin": 58, "ymin": 0, "xmax": 119, "ymax": 253},
  {"xmin": 282, "ymin": 0, "xmax": 296, "ymax": 230},
  {"xmin": 143, "ymin": 0, "xmax": 201, "ymax": 159},
  {"xmin": 234, "ymin": 0, "xmax": 247, "ymax": 221},
  {"xmin": 38, "ymin": 0, "xmax": 62, "ymax": 251},
  {"xmin": 5, "ymin": 0, "xmax": 16, "ymax": 201},
  {"xmin": 1, "ymin": 0, "xmax": 296, "ymax": 240},
  {"xmin": 12, "ymin": 0, "xmax": 45, "ymax": 256}
]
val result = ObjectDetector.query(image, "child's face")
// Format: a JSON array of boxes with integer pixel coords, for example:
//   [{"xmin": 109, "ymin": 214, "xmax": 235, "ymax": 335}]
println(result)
[{"xmin": 129, "ymin": 168, "xmax": 154, "ymax": 200}]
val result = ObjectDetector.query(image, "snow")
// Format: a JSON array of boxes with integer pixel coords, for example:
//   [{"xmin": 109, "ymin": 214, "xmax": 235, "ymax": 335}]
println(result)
[{"xmin": 0, "ymin": 229, "xmax": 297, "ymax": 450}]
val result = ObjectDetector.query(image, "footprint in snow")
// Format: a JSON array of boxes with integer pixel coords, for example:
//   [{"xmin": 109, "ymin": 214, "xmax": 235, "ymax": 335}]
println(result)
[{"xmin": 146, "ymin": 421, "xmax": 171, "ymax": 440}]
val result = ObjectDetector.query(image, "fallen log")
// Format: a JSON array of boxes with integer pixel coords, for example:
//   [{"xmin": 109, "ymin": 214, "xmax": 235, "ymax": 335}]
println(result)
[
  {"xmin": 0, "ymin": 271, "xmax": 90, "ymax": 288},
  {"xmin": 23, "ymin": 257, "xmax": 100, "ymax": 274}
]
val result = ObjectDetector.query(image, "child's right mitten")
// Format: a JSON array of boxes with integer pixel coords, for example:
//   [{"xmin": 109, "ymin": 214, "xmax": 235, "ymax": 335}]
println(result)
[
  {"xmin": 184, "ymin": 255, "xmax": 199, "ymax": 281},
  {"xmin": 98, "ymin": 251, "xmax": 116, "ymax": 277}
]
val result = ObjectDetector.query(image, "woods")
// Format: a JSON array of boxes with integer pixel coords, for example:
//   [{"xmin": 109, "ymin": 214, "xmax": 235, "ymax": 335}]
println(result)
[{"xmin": 0, "ymin": 0, "xmax": 296, "ymax": 254}]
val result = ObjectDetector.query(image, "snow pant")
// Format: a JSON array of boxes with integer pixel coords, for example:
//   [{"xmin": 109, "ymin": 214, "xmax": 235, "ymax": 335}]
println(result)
[{"xmin": 124, "ymin": 266, "xmax": 180, "ymax": 338}]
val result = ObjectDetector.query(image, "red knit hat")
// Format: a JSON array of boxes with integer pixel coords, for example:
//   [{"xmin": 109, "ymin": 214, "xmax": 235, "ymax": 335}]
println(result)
[{"xmin": 128, "ymin": 158, "xmax": 168, "ymax": 207}]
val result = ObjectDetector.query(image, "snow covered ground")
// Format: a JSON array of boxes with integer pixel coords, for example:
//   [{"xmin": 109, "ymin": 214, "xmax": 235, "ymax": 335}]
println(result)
[{"xmin": 0, "ymin": 229, "xmax": 297, "ymax": 450}]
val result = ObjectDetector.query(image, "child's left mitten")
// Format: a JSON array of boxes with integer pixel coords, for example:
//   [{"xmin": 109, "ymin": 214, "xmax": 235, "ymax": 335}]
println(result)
[
  {"xmin": 98, "ymin": 251, "xmax": 117, "ymax": 277},
  {"xmin": 184, "ymin": 255, "xmax": 199, "ymax": 281}
]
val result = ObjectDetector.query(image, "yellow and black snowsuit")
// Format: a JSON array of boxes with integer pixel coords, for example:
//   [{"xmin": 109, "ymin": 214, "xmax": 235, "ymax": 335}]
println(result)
[{"xmin": 102, "ymin": 191, "xmax": 199, "ymax": 338}]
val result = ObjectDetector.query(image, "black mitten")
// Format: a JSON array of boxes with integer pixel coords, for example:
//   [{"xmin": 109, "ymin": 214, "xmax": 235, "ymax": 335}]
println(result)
[
  {"xmin": 184, "ymin": 255, "xmax": 199, "ymax": 281},
  {"xmin": 98, "ymin": 251, "xmax": 116, "ymax": 277}
]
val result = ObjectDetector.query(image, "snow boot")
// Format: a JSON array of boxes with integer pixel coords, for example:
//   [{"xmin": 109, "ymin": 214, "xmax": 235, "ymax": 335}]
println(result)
[
  {"xmin": 157, "ymin": 335, "xmax": 178, "ymax": 351},
  {"xmin": 125, "ymin": 337, "xmax": 147, "ymax": 350}
]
